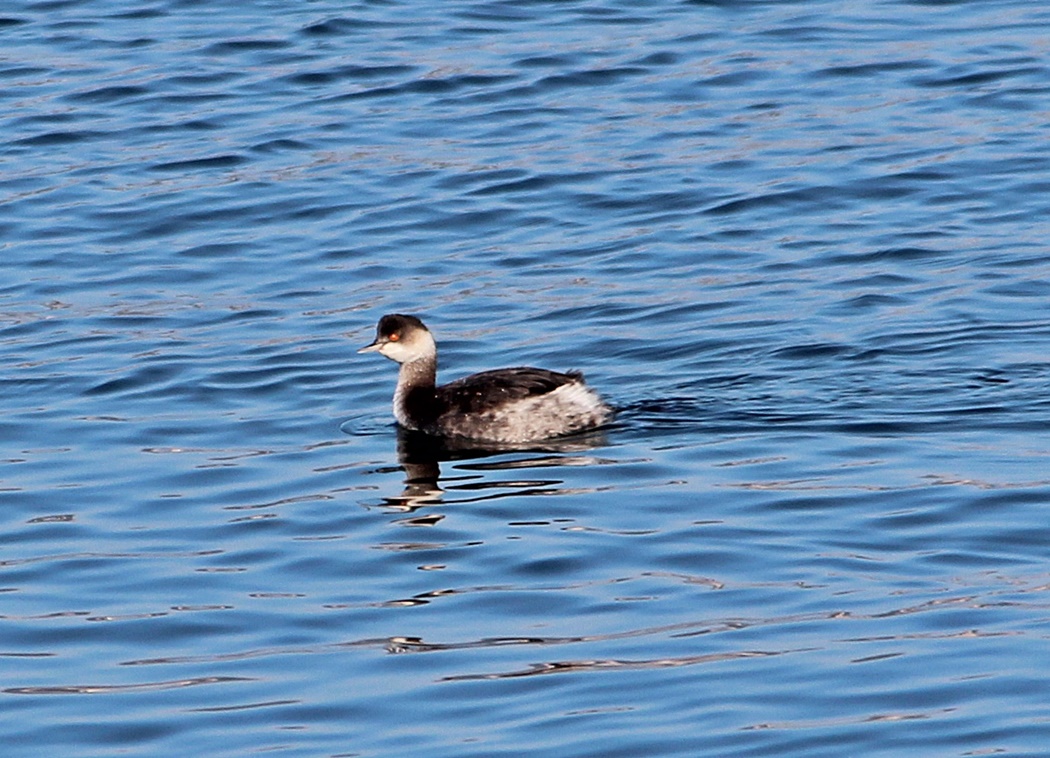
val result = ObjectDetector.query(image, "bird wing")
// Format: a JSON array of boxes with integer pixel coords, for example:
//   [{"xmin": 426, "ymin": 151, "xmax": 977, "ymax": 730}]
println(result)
[{"xmin": 437, "ymin": 368, "xmax": 582, "ymax": 414}]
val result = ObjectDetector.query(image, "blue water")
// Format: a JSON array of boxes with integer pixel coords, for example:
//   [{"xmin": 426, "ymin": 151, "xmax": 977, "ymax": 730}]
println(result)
[{"xmin": 3, "ymin": 0, "xmax": 1050, "ymax": 755}]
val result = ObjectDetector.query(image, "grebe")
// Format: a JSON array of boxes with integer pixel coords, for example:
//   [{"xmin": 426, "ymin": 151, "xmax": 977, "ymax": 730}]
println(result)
[{"xmin": 359, "ymin": 314, "xmax": 611, "ymax": 443}]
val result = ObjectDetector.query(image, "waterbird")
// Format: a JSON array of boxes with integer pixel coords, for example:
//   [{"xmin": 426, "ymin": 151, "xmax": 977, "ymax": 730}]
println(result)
[{"xmin": 359, "ymin": 314, "xmax": 612, "ymax": 443}]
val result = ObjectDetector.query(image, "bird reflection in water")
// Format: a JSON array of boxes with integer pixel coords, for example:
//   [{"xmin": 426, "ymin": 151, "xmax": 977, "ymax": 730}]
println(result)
[{"xmin": 381, "ymin": 427, "xmax": 612, "ymax": 512}]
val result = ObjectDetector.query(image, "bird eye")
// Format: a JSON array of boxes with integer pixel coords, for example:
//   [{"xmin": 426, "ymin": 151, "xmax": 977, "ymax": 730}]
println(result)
[{"xmin": 389, "ymin": 333, "xmax": 400, "ymax": 342}]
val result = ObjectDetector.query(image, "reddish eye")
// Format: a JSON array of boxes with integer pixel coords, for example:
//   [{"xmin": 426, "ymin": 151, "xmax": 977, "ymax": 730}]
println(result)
[{"xmin": 389, "ymin": 333, "xmax": 400, "ymax": 342}]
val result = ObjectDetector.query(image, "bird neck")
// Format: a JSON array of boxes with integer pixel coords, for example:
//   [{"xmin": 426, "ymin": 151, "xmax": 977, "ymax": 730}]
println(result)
[
  {"xmin": 393, "ymin": 356, "xmax": 437, "ymax": 429},
  {"xmin": 397, "ymin": 355, "xmax": 436, "ymax": 390}
]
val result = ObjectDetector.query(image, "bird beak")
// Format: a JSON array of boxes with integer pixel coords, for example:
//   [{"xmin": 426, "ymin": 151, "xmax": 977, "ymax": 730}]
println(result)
[{"xmin": 358, "ymin": 340, "xmax": 382, "ymax": 354}]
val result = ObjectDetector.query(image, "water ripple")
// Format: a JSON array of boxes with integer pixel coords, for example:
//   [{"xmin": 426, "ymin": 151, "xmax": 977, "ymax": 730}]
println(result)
[
  {"xmin": 3, "ymin": 0, "xmax": 1050, "ymax": 755},
  {"xmin": 5, "ymin": 677, "xmax": 252, "ymax": 696}
]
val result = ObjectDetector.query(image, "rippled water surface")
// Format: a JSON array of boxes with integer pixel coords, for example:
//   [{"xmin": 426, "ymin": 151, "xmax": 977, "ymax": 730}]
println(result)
[{"xmin": 3, "ymin": 0, "xmax": 1050, "ymax": 755}]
